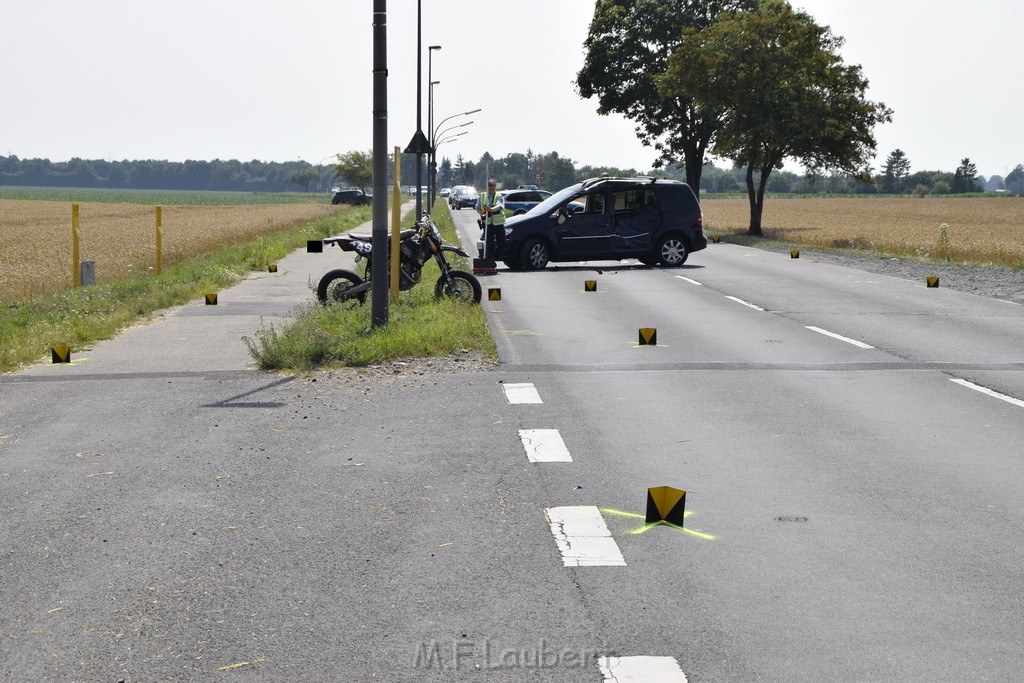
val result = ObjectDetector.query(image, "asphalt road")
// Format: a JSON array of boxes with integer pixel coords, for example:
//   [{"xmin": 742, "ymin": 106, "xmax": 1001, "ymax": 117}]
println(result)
[{"xmin": 1, "ymin": 206, "xmax": 1023, "ymax": 681}]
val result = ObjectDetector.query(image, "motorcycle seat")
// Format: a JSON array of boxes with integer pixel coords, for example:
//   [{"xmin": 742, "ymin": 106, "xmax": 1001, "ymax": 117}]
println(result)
[{"xmin": 347, "ymin": 229, "xmax": 417, "ymax": 241}]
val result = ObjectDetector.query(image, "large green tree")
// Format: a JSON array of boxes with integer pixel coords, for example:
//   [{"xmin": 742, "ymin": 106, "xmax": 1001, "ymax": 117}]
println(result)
[
  {"xmin": 576, "ymin": 0, "xmax": 758, "ymax": 194},
  {"xmin": 881, "ymin": 149, "xmax": 911, "ymax": 193},
  {"xmin": 659, "ymin": 0, "xmax": 892, "ymax": 234},
  {"xmin": 334, "ymin": 150, "xmax": 373, "ymax": 192},
  {"xmin": 952, "ymin": 157, "xmax": 979, "ymax": 193}
]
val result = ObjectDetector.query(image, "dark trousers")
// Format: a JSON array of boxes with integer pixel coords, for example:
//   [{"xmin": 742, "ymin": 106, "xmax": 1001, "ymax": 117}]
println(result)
[{"xmin": 482, "ymin": 220, "xmax": 507, "ymax": 259}]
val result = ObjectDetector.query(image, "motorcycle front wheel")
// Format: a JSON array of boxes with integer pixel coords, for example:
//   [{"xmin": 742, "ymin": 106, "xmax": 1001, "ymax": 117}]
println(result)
[
  {"xmin": 317, "ymin": 269, "xmax": 366, "ymax": 307},
  {"xmin": 434, "ymin": 269, "xmax": 482, "ymax": 303}
]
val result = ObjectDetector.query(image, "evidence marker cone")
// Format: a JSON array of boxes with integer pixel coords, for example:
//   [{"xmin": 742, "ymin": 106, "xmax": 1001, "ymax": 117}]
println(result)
[
  {"xmin": 205, "ymin": 293, "xmax": 218, "ymax": 305},
  {"xmin": 638, "ymin": 328, "xmax": 657, "ymax": 346},
  {"xmin": 646, "ymin": 486, "xmax": 686, "ymax": 527},
  {"xmin": 488, "ymin": 288, "xmax": 502, "ymax": 301},
  {"xmin": 51, "ymin": 346, "xmax": 71, "ymax": 364},
  {"xmin": 585, "ymin": 280, "xmax": 597, "ymax": 292},
  {"xmin": 927, "ymin": 276, "xmax": 940, "ymax": 288}
]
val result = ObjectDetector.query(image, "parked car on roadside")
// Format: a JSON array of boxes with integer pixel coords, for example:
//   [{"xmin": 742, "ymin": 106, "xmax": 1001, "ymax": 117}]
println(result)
[
  {"xmin": 500, "ymin": 188, "xmax": 552, "ymax": 217},
  {"xmin": 449, "ymin": 186, "xmax": 478, "ymax": 210},
  {"xmin": 439, "ymin": 187, "xmax": 452, "ymax": 198},
  {"xmin": 490, "ymin": 176, "xmax": 706, "ymax": 270},
  {"xmin": 331, "ymin": 189, "xmax": 372, "ymax": 205}
]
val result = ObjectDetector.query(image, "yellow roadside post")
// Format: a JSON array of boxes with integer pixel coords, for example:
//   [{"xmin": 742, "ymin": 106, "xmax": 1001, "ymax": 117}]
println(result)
[
  {"xmin": 155, "ymin": 206, "xmax": 163, "ymax": 275},
  {"xmin": 389, "ymin": 147, "xmax": 401, "ymax": 301},
  {"xmin": 71, "ymin": 203, "xmax": 80, "ymax": 287}
]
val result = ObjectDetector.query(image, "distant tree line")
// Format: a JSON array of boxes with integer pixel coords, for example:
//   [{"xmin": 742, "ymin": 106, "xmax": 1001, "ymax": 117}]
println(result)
[
  {"xmin": 5, "ymin": 151, "xmax": 1021, "ymax": 198},
  {"xmin": 0, "ymin": 156, "xmax": 338, "ymax": 192}
]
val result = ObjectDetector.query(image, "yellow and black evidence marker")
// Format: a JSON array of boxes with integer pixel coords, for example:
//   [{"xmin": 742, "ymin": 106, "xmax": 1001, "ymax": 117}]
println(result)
[
  {"xmin": 712, "ymin": 235, "xmax": 721, "ymax": 243},
  {"xmin": 268, "ymin": 264, "xmax": 278, "ymax": 273},
  {"xmin": 791, "ymin": 250, "xmax": 800, "ymax": 259},
  {"xmin": 646, "ymin": 486, "xmax": 686, "ymax": 526},
  {"xmin": 638, "ymin": 328, "xmax": 657, "ymax": 346},
  {"xmin": 488, "ymin": 288, "xmax": 502, "ymax": 301},
  {"xmin": 51, "ymin": 345, "xmax": 71, "ymax": 364},
  {"xmin": 584, "ymin": 280, "xmax": 597, "ymax": 292},
  {"xmin": 927, "ymin": 276, "xmax": 940, "ymax": 288},
  {"xmin": 205, "ymin": 293, "xmax": 218, "ymax": 305}
]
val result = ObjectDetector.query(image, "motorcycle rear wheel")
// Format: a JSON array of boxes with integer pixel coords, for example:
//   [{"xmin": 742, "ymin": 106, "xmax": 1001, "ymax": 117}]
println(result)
[
  {"xmin": 317, "ymin": 269, "xmax": 366, "ymax": 307},
  {"xmin": 434, "ymin": 269, "xmax": 482, "ymax": 303}
]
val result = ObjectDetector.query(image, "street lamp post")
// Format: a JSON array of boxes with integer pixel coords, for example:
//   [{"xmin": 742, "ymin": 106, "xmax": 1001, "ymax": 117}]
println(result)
[
  {"xmin": 431, "ymin": 107, "xmax": 481, "ymax": 196},
  {"xmin": 317, "ymin": 154, "xmax": 335, "ymax": 193},
  {"xmin": 427, "ymin": 80, "xmax": 440, "ymax": 210},
  {"xmin": 427, "ymin": 45, "xmax": 441, "ymax": 211}
]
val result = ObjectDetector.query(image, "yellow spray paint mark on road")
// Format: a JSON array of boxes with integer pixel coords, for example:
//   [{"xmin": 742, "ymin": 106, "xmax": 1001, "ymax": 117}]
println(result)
[{"xmin": 600, "ymin": 507, "xmax": 715, "ymax": 541}]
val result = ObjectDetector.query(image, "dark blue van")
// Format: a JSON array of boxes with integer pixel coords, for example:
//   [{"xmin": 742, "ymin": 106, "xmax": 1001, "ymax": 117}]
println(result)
[{"xmin": 490, "ymin": 177, "xmax": 706, "ymax": 270}]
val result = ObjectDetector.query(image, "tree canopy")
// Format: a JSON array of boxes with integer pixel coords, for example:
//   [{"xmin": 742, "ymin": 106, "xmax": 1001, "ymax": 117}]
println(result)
[
  {"xmin": 333, "ymin": 151, "xmax": 373, "ymax": 192},
  {"xmin": 659, "ymin": 0, "xmax": 892, "ymax": 234},
  {"xmin": 576, "ymin": 0, "xmax": 758, "ymax": 194}
]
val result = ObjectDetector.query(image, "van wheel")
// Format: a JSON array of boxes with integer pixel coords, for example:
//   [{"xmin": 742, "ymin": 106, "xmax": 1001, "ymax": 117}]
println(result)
[
  {"xmin": 656, "ymin": 235, "xmax": 688, "ymax": 267},
  {"xmin": 521, "ymin": 239, "xmax": 550, "ymax": 270}
]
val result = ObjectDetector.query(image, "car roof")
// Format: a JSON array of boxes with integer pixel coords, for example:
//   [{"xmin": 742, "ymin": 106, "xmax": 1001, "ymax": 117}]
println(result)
[{"xmin": 579, "ymin": 176, "xmax": 688, "ymax": 190}]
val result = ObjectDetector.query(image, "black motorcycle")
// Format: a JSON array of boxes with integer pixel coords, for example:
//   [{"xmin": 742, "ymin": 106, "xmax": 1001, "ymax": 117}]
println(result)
[{"xmin": 316, "ymin": 213, "xmax": 482, "ymax": 306}]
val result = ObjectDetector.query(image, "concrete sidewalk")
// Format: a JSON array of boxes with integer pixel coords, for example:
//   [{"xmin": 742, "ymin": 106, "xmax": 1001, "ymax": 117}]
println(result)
[{"xmin": 14, "ymin": 210, "xmax": 409, "ymax": 378}]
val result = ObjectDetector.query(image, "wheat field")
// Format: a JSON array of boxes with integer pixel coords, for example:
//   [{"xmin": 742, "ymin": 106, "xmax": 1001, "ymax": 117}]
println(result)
[
  {"xmin": 703, "ymin": 196, "xmax": 1024, "ymax": 264},
  {"xmin": 0, "ymin": 200, "xmax": 340, "ymax": 301}
]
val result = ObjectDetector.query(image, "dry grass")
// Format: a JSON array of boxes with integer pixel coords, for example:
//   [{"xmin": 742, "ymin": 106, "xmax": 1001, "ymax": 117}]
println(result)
[
  {"xmin": 702, "ymin": 196, "xmax": 1024, "ymax": 266},
  {"xmin": 0, "ymin": 200, "xmax": 340, "ymax": 301}
]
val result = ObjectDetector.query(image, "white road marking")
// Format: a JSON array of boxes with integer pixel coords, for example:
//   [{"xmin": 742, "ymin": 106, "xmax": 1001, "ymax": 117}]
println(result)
[
  {"xmin": 519, "ymin": 429, "xmax": 572, "ymax": 462},
  {"xmin": 805, "ymin": 325, "xmax": 874, "ymax": 349},
  {"xmin": 545, "ymin": 506, "xmax": 626, "ymax": 567},
  {"xmin": 503, "ymin": 382, "xmax": 543, "ymax": 404},
  {"xmin": 598, "ymin": 655, "xmax": 688, "ymax": 681},
  {"xmin": 675, "ymin": 275, "xmax": 703, "ymax": 286},
  {"xmin": 950, "ymin": 378, "xmax": 1024, "ymax": 409},
  {"xmin": 725, "ymin": 295, "xmax": 765, "ymax": 311}
]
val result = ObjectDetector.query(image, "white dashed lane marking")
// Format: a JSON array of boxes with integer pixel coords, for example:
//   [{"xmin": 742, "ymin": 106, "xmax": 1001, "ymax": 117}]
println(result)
[
  {"xmin": 519, "ymin": 429, "xmax": 572, "ymax": 462},
  {"xmin": 950, "ymin": 378, "xmax": 1024, "ymax": 409},
  {"xmin": 545, "ymin": 506, "xmax": 626, "ymax": 567},
  {"xmin": 805, "ymin": 325, "xmax": 874, "ymax": 349},
  {"xmin": 725, "ymin": 295, "xmax": 765, "ymax": 311},
  {"xmin": 598, "ymin": 655, "xmax": 688, "ymax": 681},
  {"xmin": 503, "ymin": 382, "xmax": 543, "ymax": 404},
  {"xmin": 675, "ymin": 275, "xmax": 703, "ymax": 286}
]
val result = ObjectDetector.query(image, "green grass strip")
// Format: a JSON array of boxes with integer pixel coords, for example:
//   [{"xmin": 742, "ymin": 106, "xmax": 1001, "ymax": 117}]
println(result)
[{"xmin": 244, "ymin": 202, "xmax": 496, "ymax": 371}]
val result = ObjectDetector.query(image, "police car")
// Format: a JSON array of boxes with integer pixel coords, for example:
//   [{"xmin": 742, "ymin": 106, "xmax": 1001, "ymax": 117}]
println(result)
[{"xmin": 499, "ymin": 188, "xmax": 552, "ymax": 216}]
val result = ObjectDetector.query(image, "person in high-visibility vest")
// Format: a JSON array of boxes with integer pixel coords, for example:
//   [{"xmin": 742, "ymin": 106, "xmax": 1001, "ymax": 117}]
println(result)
[{"xmin": 475, "ymin": 179, "xmax": 506, "ymax": 259}]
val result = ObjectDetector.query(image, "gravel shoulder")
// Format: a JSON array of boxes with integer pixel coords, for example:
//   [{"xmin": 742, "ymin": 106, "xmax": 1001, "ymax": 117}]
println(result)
[{"xmin": 745, "ymin": 246, "xmax": 1024, "ymax": 305}]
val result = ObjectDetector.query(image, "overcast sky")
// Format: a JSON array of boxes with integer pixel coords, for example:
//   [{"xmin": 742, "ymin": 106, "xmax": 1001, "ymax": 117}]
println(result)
[{"xmin": 3, "ymin": 1, "xmax": 1021, "ymax": 179}]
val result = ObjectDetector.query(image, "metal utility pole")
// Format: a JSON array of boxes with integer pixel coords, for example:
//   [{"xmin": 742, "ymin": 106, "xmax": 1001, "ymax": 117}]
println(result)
[
  {"xmin": 403, "ymin": 1, "xmax": 429, "ymax": 215},
  {"xmin": 414, "ymin": 0, "xmax": 423, "ymax": 217},
  {"xmin": 371, "ymin": 0, "xmax": 388, "ymax": 327}
]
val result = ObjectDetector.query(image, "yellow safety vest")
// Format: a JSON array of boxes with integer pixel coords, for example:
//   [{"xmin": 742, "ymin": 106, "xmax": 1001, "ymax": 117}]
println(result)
[{"xmin": 479, "ymin": 193, "xmax": 506, "ymax": 226}]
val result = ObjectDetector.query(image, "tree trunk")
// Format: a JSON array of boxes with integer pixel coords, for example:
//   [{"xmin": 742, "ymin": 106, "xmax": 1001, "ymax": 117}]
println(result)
[
  {"xmin": 683, "ymin": 143, "xmax": 705, "ymax": 196},
  {"xmin": 745, "ymin": 163, "xmax": 763, "ymax": 236},
  {"xmin": 745, "ymin": 162, "xmax": 774, "ymax": 236}
]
